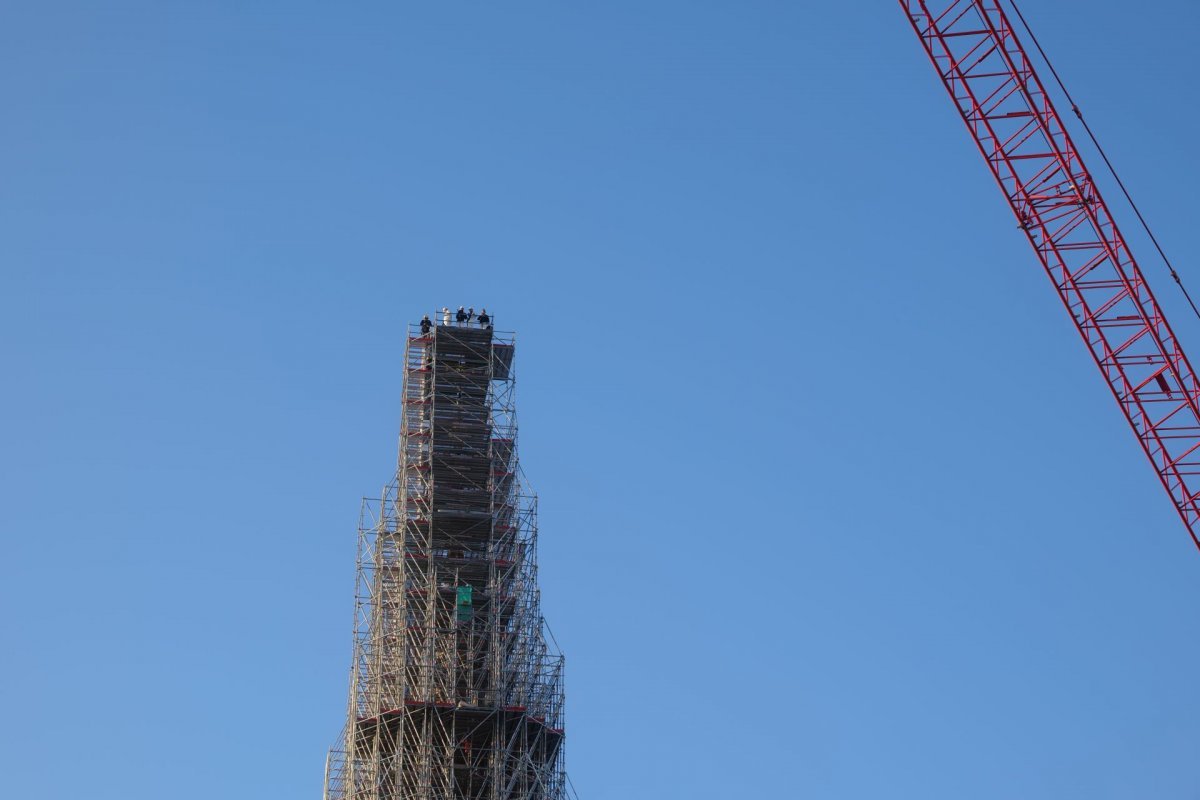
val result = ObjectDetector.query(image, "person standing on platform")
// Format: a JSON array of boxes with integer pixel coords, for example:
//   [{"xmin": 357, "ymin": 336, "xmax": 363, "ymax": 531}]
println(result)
[
  {"xmin": 478, "ymin": 309, "xmax": 491, "ymax": 328},
  {"xmin": 441, "ymin": 307, "xmax": 451, "ymax": 326},
  {"xmin": 420, "ymin": 315, "xmax": 432, "ymax": 335},
  {"xmin": 456, "ymin": 306, "xmax": 468, "ymax": 325}
]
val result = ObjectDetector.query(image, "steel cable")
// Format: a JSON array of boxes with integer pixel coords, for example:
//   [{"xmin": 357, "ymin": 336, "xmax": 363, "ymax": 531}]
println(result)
[{"xmin": 1006, "ymin": 0, "xmax": 1200, "ymax": 322}]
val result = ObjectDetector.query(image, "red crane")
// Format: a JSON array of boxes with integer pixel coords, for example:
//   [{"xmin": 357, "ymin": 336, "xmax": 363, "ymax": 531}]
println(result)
[{"xmin": 899, "ymin": 1, "xmax": 1200, "ymax": 553}]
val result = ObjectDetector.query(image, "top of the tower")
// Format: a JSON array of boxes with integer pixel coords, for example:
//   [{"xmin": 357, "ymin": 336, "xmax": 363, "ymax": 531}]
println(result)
[
  {"xmin": 418, "ymin": 305, "xmax": 496, "ymax": 333},
  {"xmin": 409, "ymin": 307, "xmax": 514, "ymax": 381}
]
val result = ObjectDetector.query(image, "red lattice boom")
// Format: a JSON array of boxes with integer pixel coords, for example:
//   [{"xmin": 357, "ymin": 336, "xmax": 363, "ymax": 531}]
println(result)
[{"xmin": 901, "ymin": 0, "xmax": 1200, "ymax": 551}]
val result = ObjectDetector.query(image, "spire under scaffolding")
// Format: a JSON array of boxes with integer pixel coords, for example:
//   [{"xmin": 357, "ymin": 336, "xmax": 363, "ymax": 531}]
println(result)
[{"xmin": 325, "ymin": 315, "xmax": 572, "ymax": 800}]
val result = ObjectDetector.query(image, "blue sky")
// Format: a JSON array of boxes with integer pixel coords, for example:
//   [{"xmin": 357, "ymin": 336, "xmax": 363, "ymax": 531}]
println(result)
[{"xmin": 3, "ymin": 1, "xmax": 1200, "ymax": 797}]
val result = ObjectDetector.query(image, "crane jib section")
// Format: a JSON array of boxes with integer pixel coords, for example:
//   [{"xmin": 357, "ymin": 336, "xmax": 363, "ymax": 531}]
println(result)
[{"xmin": 901, "ymin": 0, "xmax": 1200, "ymax": 552}]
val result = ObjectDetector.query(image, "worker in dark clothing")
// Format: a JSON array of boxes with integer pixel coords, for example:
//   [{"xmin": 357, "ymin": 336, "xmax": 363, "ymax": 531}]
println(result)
[
  {"xmin": 477, "ymin": 309, "xmax": 491, "ymax": 328},
  {"xmin": 456, "ymin": 306, "xmax": 468, "ymax": 324},
  {"xmin": 420, "ymin": 315, "xmax": 432, "ymax": 335}
]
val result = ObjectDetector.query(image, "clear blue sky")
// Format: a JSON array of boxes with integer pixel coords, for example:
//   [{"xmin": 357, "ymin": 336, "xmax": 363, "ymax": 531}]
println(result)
[{"xmin": 3, "ymin": 1, "xmax": 1200, "ymax": 797}]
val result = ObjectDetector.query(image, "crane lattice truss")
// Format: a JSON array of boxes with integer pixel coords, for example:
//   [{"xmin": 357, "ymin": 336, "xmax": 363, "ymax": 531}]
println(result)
[
  {"xmin": 325, "ymin": 320, "xmax": 571, "ymax": 800},
  {"xmin": 902, "ymin": 0, "xmax": 1200, "ymax": 551}
]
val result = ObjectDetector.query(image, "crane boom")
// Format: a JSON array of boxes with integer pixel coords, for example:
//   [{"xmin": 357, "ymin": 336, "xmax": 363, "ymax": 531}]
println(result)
[{"xmin": 900, "ymin": 1, "xmax": 1200, "ymax": 552}]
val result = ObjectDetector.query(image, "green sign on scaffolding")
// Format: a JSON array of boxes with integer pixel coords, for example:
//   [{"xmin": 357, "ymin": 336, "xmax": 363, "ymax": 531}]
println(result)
[{"xmin": 456, "ymin": 585, "xmax": 473, "ymax": 622}]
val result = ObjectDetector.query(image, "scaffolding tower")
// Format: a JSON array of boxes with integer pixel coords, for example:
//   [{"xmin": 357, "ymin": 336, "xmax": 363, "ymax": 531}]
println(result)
[{"xmin": 324, "ymin": 316, "xmax": 572, "ymax": 800}]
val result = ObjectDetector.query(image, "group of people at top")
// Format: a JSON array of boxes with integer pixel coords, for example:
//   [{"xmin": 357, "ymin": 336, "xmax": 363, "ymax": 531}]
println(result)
[{"xmin": 420, "ymin": 306, "xmax": 491, "ymax": 334}]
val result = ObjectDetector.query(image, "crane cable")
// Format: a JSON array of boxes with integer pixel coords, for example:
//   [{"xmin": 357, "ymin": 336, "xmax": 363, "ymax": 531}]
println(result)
[{"xmin": 1005, "ymin": 0, "xmax": 1200, "ymax": 323}]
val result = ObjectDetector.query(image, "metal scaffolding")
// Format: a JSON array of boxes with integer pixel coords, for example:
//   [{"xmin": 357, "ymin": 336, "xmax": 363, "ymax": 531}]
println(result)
[{"xmin": 325, "ymin": 316, "xmax": 572, "ymax": 800}]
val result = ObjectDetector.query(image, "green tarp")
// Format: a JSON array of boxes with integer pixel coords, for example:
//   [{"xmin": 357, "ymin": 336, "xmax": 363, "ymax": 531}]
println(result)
[{"xmin": 456, "ymin": 585, "xmax": 473, "ymax": 621}]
